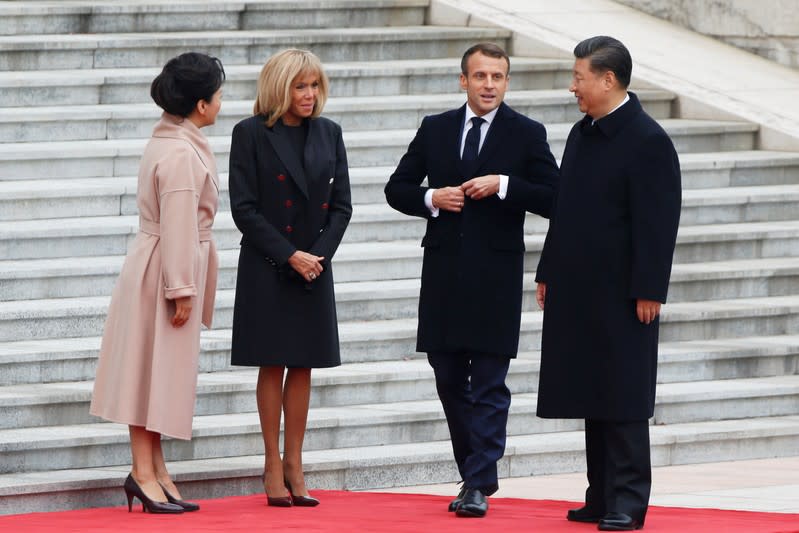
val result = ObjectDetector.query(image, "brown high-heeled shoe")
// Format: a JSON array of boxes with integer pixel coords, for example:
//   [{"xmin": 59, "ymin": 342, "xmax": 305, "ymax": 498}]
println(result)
[
  {"xmin": 262, "ymin": 472, "xmax": 292, "ymax": 507},
  {"xmin": 123, "ymin": 474, "xmax": 184, "ymax": 514},
  {"xmin": 159, "ymin": 483, "xmax": 200, "ymax": 512},
  {"xmin": 285, "ymin": 478, "xmax": 320, "ymax": 507}
]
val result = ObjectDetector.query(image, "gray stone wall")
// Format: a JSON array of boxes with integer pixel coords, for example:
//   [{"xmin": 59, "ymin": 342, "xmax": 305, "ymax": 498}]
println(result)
[{"xmin": 614, "ymin": 0, "xmax": 799, "ymax": 68}]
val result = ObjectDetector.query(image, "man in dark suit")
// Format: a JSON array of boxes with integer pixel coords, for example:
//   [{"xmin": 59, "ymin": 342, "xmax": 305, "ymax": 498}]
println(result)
[
  {"xmin": 535, "ymin": 36, "xmax": 682, "ymax": 531},
  {"xmin": 385, "ymin": 42, "xmax": 559, "ymax": 517}
]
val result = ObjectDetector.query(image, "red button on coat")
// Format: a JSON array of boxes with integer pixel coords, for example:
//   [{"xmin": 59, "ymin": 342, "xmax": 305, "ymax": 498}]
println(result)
[
  {"xmin": 285, "ymin": 225, "xmax": 293, "ymax": 233},
  {"xmin": 285, "ymin": 200, "xmax": 293, "ymax": 208},
  {"xmin": 277, "ymin": 174, "xmax": 286, "ymax": 181},
  {"xmin": 321, "ymin": 203, "xmax": 329, "ymax": 209}
]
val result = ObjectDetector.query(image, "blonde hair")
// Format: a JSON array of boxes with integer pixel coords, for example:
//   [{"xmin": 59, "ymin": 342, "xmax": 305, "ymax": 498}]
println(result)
[{"xmin": 253, "ymin": 49, "xmax": 329, "ymax": 127}]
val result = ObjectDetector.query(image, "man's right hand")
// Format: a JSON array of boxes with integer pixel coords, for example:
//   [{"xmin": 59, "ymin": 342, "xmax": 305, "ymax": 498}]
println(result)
[
  {"xmin": 432, "ymin": 187, "xmax": 466, "ymax": 213},
  {"xmin": 536, "ymin": 282, "xmax": 546, "ymax": 309}
]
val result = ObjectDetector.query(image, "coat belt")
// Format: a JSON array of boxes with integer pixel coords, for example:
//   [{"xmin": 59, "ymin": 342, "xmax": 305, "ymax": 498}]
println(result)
[{"xmin": 139, "ymin": 218, "xmax": 212, "ymax": 241}]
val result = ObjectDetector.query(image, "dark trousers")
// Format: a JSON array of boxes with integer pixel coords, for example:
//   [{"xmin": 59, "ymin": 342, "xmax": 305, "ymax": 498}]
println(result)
[
  {"xmin": 428, "ymin": 351, "xmax": 511, "ymax": 494},
  {"xmin": 584, "ymin": 419, "xmax": 652, "ymax": 524}
]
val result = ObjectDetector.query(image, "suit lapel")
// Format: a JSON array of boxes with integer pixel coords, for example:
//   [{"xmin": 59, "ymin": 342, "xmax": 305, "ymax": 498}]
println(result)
[
  {"xmin": 475, "ymin": 102, "xmax": 514, "ymax": 170},
  {"xmin": 451, "ymin": 105, "xmax": 472, "ymax": 180},
  {"xmin": 264, "ymin": 119, "xmax": 309, "ymax": 198}
]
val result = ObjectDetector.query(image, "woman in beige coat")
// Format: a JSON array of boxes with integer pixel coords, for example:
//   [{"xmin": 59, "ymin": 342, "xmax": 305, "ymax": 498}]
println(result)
[{"xmin": 90, "ymin": 52, "xmax": 225, "ymax": 514}]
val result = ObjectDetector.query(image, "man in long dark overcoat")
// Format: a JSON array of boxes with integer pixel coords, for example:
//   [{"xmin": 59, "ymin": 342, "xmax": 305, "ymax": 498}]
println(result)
[
  {"xmin": 385, "ymin": 43, "xmax": 558, "ymax": 517},
  {"xmin": 535, "ymin": 36, "xmax": 681, "ymax": 531}
]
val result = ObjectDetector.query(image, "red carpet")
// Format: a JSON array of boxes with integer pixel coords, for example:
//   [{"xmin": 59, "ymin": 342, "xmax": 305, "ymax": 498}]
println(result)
[{"xmin": 1, "ymin": 491, "xmax": 797, "ymax": 532}]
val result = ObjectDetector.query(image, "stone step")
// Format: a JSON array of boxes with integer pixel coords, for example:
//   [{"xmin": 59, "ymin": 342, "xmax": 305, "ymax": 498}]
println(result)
[
  {"xmin": 2, "ymin": 151, "xmax": 797, "ymax": 219},
  {"xmin": 0, "ymin": 89, "xmax": 676, "ymax": 143},
  {"xmin": 0, "ymin": 26, "xmax": 512, "ymax": 71},
  {"xmin": 3, "ymin": 373, "xmax": 798, "ymax": 474},
  {"xmin": 0, "ymin": 393, "xmax": 570, "ymax": 474},
  {"xmin": 680, "ymin": 150, "xmax": 799, "ymax": 189},
  {"xmin": 2, "ymin": 415, "xmax": 798, "ymax": 514},
  {"xmin": 1, "ymin": 314, "xmax": 797, "ymax": 386},
  {"xmin": 0, "ymin": 119, "xmax": 759, "ymax": 181},
  {"xmin": 3, "ymin": 236, "xmax": 799, "ymax": 305},
  {"xmin": 4, "ymin": 202, "xmax": 799, "ymax": 261},
  {"xmin": 0, "ymin": 279, "xmax": 797, "ymax": 345},
  {"xmin": 0, "ymin": 0, "xmax": 428, "ymax": 36},
  {"xmin": 0, "ymin": 58, "xmax": 574, "ymax": 107},
  {"xmin": 0, "ymin": 356, "xmax": 541, "ymax": 431}
]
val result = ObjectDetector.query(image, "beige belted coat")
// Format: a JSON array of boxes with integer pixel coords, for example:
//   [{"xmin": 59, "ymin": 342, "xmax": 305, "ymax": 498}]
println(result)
[{"xmin": 90, "ymin": 113, "xmax": 219, "ymax": 440}]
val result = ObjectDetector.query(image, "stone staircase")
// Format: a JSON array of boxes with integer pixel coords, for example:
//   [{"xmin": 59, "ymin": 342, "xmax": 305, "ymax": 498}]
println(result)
[{"xmin": 0, "ymin": 0, "xmax": 797, "ymax": 514}]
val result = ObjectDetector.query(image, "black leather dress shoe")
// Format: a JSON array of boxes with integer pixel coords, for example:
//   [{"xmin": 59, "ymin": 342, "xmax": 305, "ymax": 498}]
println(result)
[
  {"xmin": 566, "ymin": 505, "xmax": 604, "ymax": 523},
  {"xmin": 455, "ymin": 488, "xmax": 488, "ymax": 518},
  {"xmin": 598, "ymin": 512, "xmax": 643, "ymax": 531},
  {"xmin": 448, "ymin": 486, "xmax": 468, "ymax": 512}
]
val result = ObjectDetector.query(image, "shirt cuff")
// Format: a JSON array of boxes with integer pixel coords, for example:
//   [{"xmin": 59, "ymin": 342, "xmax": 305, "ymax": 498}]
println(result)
[
  {"xmin": 424, "ymin": 189, "xmax": 440, "ymax": 218},
  {"xmin": 497, "ymin": 174, "xmax": 509, "ymax": 199}
]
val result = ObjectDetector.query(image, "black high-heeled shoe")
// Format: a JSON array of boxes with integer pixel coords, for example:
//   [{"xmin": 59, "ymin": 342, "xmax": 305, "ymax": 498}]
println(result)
[
  {"xmin": 123, "ymin": 474, "xmax": 184, "ymax": 514},
  {"xmin": 285, "ymin": 478, "xmax": 320, "ymax": 507},
  {"xmin": 261, "ymin": 472, "xmax": 292, "ymax": 507},
  {"xmin": 159, "ymin": 483, "xmax": 200, "ymax": 512}
]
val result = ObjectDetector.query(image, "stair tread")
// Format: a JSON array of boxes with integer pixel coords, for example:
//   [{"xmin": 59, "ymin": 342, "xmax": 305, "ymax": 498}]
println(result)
[
  {"xmin": 0, "ymin": 119, "xmax": 759, "ymax": 159},
  {"xmin": 1, "ymin": 414, "xmax": 798, "ymax": 495}
]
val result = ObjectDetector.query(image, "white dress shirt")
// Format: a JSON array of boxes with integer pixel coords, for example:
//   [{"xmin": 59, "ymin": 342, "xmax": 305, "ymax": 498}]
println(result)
[{"xmin": 424, "ymin": 106, "xmax": 509, "ymax": 217}]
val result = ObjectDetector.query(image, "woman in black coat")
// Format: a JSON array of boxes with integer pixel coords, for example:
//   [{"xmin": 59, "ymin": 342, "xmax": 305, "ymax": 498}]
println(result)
[{"xmin": 228, "ymin": 49, "xmax": 351, "ymax": 507}]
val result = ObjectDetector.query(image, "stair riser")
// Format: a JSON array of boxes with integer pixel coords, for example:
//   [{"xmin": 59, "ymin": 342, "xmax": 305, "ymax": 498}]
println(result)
[
  {"xmin": 654, "ymin": 393, "xmax": 799, "ymax": 425},
  {"xmin": 0, "ymin": 127, "xmax": 758, "ymax": 181},
  {"xmin": 2, "ymin": 427, "xmax": 798, "ymax": 515},
  {"xmin": 660, "ymin": 313, "xmax": 799, "ymax": 343},
  {"xmin": 680, "ymin": 200, "xmax": 799, "ymax": 225},
  {"xmin": 675, "ymin": 236, "xmax": 799, "ymax": 263},
  {"xmin": 0, "ymin": 100, "xmax": 673, "ymax": 143},
  {"xmin": 4, "ymin": 260, "xmax": 798, "ymax": 303},
  {"xmin": 0, "ymin": 368, "xmax": 539, "ymax": 431},
  {"xmin": 0, "ymin": 69, "xmax": 574, "ymax": 108},
  {"xmin": 0, "ymin": 6, "xmax": 426, "ymax": 36},
  {"xmin": 0, "ymin": 35, "xmax": 511, "ymax": 71},
  {"xmin": 658, "ymin": 354, "xmax": 799, "ymax": 383},
  {"xmin": 683, "ymin": 164, "xmax": 799, "ymax": 189},
  {"xmin": 0, "ymin": 406, "xmax": 562, "ymax": 474}
]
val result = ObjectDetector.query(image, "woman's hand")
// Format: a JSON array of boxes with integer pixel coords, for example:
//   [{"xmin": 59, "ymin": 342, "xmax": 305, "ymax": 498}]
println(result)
[
  {"xmin": 172, "ymin": 296, "xmax": 192, "ymax": 328},
  {"xmin": 288, "ymin": 251, "xmax": 325, "ymax": 282}
]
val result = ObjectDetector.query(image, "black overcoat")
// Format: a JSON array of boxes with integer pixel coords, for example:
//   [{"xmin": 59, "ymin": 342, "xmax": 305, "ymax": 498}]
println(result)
[
  {"xmin": 385, "ymin": 102, "xmax": 559, "ymax": 357},
  {"xmin": 228, "ymin": 115, "xmax": 352, "ymax": 368},
  {"xmin": 536, "ymin": 92, "xmax": 681, "ymax": 420}
]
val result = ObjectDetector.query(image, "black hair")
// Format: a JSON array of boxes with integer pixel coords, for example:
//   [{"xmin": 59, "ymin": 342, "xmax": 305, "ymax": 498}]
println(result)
[
  {"xmin": 150, "ymin": 52, "xmax": 226, "ymax": 117},
  {"xmin": 573, "ymin": 36, "xmax": 632, "ymax": 88},
  {"xmin": 461, "ymin": 42, "xmax": 510, "ymax": 75}
]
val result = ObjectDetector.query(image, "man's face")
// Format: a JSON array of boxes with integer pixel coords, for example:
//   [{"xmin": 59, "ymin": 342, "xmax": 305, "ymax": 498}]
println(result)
[
  {"xmin": 460, "ymin": 52, "xmax": 509, "ymax": 116},
  {"xmin": 570, "ymin": 57, "xmax": 610, "ymax": 117}
]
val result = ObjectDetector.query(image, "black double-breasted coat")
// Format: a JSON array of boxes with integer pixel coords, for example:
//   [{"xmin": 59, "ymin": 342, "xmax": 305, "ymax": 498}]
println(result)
[
  {"xmin": 385, "ymin": 102, "xmax": 559, "ymax": 357},
  {"xmin": 228, "ymin": 115, "xmax": 352, "ymax": 368},
  {"xmin": 536, "ymin": 92, "xmax": 682, "ymax": 420}
]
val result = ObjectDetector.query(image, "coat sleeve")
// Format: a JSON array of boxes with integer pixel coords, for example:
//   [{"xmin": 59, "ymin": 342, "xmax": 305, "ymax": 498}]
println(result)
[
  {"xmin": 628, "ymin": 132, "xmax": 682, "ymax": 302},
  {"xmin": 309, "ymin": 123, "xmax": 352, "ymax": 259},
  {"xmin": 228, "ymin": 120, "xmax": 297, "ymax": 264},
  {"xmin": 384, "ymin": 116, "xmax": 433, "ymax": 218},
  {"xmin": 157, "ymin": 146, "xmax": 205, "ymax": 300},
  {"xmin": 503, "ymin": 121, "xmax": 559, "ymax": 219}
]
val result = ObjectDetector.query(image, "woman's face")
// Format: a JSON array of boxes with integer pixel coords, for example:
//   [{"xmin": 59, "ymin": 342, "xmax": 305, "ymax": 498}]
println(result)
[
  {"xmin": 282, "ymin": 72, "xmax": 319, "ymax": 126},
  {"xmin": 203, "ymin": 88, "xmax": 222, "ymax": 126},
  {"xmin": 191, "ymin": 88, "xmax": 222, "ymax": 128}
]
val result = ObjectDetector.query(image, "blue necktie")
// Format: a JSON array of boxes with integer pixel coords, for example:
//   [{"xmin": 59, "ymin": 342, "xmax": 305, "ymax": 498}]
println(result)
[{"xmin": 462, "ymin": 116, "xmax": 485, "ymax": 161}]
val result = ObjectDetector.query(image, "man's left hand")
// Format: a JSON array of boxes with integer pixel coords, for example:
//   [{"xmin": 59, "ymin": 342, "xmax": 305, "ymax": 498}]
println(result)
[
  {"xmin": 636, "ymin": 299, "xmax": 661, "ymax": 325},
  {"xmin": 461, "ymin": 175, "xmax": 500, "ymax": 200}
]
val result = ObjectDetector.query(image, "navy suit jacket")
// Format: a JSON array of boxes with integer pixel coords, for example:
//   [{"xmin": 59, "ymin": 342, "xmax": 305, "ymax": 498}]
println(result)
[{"xmin": 385, "ymin": 102, "xmax": 558, "ymax": 356}]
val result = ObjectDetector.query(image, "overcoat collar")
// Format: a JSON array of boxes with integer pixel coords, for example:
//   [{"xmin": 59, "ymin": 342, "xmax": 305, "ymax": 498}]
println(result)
[
  {"xmin": 152, "ymin": 112, "xmax": 219, "ymax": 191},
  {"xmin": 454, "ymin": 101, "xmax": 516, "ymax": 178},
  {"xmin": 581, "ymin": 91, "xmax": 642, "ymax": 138},
  {"xmin": 263, "ymin": 117, "xmax": 314, "ymax": 199}
]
